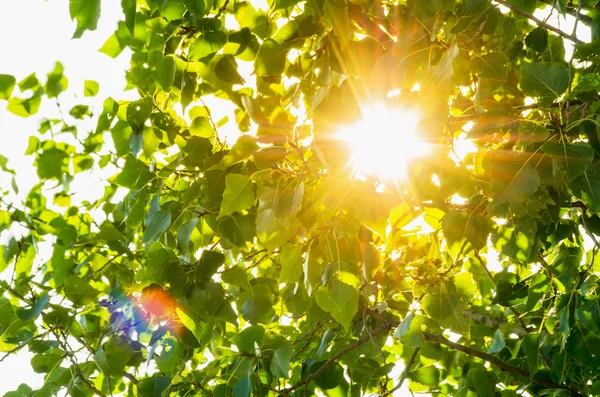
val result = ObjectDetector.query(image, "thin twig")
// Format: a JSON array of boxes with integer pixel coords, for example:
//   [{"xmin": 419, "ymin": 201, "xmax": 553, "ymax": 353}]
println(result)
[
  {"xmin": 165, "ymin": 347, "xmax": 192, "ymax": 396},
  {"xmin": 123, "ymin": 371, "xmax": 139, "ymax": 385},
  {"xmin": 423, "ymin": 333, "xmax": 582, "ymax": 395},
  {"xmin": 214, "ymin": 0, "xmax": 230, "ymax": 19},
  {"xmin": 292, "ymin": 319, "xmax": 332, "ymax": 360},
  {"xmin": 361, "ymin": 307, "xmax": 581, "ymax": 395},
  {"xmin": 474, "ymin": 252, "xmax": 531, "ymax": 331},
  {"xmin": 494, "ymin": 0, "xmax": 585, "ymax": 44},
  {"xmin": 381, "ymin": 347, "xmax": 421, "ymax": 396},
  {"xmin": 566, "ymin": 0, "xmax": 583, "ymax": 121},
  {"xmin": 537, "ymin": 0, "xmax": 593, "ymax": 26},
  {"xmin": 52, "ymin": 330, "xmax": 107, "ymax": 397},
  {"xmin": 285, "ymin": 324, "xmax": 391, "ymax": 393}
]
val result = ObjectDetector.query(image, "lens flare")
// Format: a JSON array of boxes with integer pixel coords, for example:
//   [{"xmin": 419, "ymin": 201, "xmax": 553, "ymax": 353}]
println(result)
[{"xmin": 338, "ymin": 103, "xmax": 430, "ymax": 179}]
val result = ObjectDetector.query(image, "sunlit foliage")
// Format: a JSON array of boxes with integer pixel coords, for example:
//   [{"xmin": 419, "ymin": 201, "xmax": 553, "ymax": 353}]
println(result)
[{"xmin": 2, "ymin": 0, "xmax": 600, "ymax": 396}]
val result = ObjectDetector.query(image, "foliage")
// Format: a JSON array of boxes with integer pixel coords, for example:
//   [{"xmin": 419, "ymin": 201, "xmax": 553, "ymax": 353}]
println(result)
[{"xmin": 2, "ymin": 0, "xmax": 600, "ymax": 396}]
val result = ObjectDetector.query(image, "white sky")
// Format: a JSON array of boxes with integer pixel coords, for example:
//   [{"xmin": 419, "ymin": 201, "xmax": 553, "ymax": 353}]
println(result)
[
  {"xmin": 0, "ymin": 1, "xmax": 130, "ymax": 392},
  {"xmin": 0, "ymin": 1, "xmax": 593, "ymax": 395}
]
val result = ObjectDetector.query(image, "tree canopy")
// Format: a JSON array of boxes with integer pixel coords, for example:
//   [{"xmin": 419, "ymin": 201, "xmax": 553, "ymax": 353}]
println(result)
[{"xmin": 2, "ymin": 0, "xmax": 600, "ymax": 396}]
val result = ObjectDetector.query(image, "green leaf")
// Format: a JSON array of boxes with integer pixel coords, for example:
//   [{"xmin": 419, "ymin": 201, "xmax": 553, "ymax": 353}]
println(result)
[
  {"xmin": 181, "ymin": 71, "xmax": 197, "ymax": 112},
  {"xmin": 127, "ymin": 98, "xmax": 153, "ymax": 130},
  {"xmin": 233, "ymin": 374, "xmax": 252, "ymax": 397},
  {"xmin": 94, "ymin": 337, "xmax": 134, "ymax": 377},
  {"xmin": 317, "ymin": 328, "xmax": 336, "ymax": 356},
  {"xmin": 143, "ymin": 211, "xmax": 172, "ymax": 243},
  {"xmin": 63, "ymin": 275, "xmax": 99, "ymax": 306},
  {"xmin": 566, "ymin": 325, "xmax": 600, "ymax": 370},
  {"xmin": 219, "ymin": 174, "xmax": 255, "ymax": 218},
  {"xmin": 210, "ymin": 135, "xmax": 259, "ymax": 170},
  {"xmin": 233, "ymin": 325, "xmax": 265, "ymax": 353},
  {"xmin": 571, "ymin": 161, "xmax": 600, "ymax": 212},
  {"xmin": 138, "ymin": 376, "xmax": 172, "ymax": 397},
  {"xmin": 575, "ymin": 39, "xmax": 600, "ymax": 59},
  {"xmin": 215, "ymin": 55, "xmax": 245, "ymax": 84},
  {"xmin": 279, "ymin": 243, "xmax": 303, "ymax": 283},
  {"xmin": 473, "ymin": 52, "xmax": 508, "ymax": 80},
  {"xmin": 84, "ymin": 79, "xmax": 100, "ymax": 97},
  {"xmin": 466, "ymin": 368, "xmax": 496, "ymax": 395},
  {"xmin": 394, "ymin": 312, "xmax": 413, "ymax": 338},
  {"xmin": 578, "ymin": 299, "xmax": 600, "ymax": 335},
  {"xmin": 121, "ymin": 0, "xmax": 137, "ymax": 35},
  {"xmin": 506, "ymin": 0, "xmax": 536, "ymax": 13},
  {"xmin": 196, "ymin": 250, "xmax": 225, "ymax": 283},
  {"xmin": 525, "ymin": 27, "xmax": 548, "ymax": 52},
  {"xmin": 45, "ymin": 62, "xmax": 68, "ymax": 98},
  {"xmin": 542, "ymin": 141, "xmax": 594, "ymax": 182},
  {"xmin": 0, "ymin": 74, "xmax": 16, "ymax": 100},
  {"xmin": 442, "ymin": 211, "xmax": 490, "ymax": 257},
  {"xmin": 450, "ymin": 0, "xmax": 489, "ymax": 33},
  {"xmin": 7, "ymin": 96, "xmax": 42, "ymax": 117},
  {"xmin": 241, "ymin": 296, "xmax": 272, "ymax": 324},
  {"xmin": 526, "ymin": 273, "xmax": 550, "ymax": 312},
  {"xmin": 551, "ymin": 244, "xmax": 583, "ymax": 276},
  {"xmin": 453, "ymin": 272, "xmax": 477, "ymax": 298},
  {"xmin": 407, "ymin": 0, "xmax": 441, "ymax": 19},
  {"xmin": 309, "ymin": 361, "xmax": 344, "ymax": 389},
  {"xmin": 270, "ymin": 343, "xmax": 293, "ymax": 378},
  {"xmin": 183, "ymin": 0, "xmax": 205, "ymax": 15},
  {"xmin": 494, "ymin": 272, "xmax": 528, "ymax": 306},
  {"xmin": 16, "ymin": 294, "xmax": 49, "ymax": 321},
  {"xmin": 0, "ymin": 298, "xmax": 16, "ymax": 326},
  {"xmin": 156, "ymin": 55, "xmax": 176, "ymax": 91},
  {"xmin": 19, "ymin": 73, "xmax": 39, "ymax": 91},
  {"xmin": 492, "ymin": 216, "xmax": 537, "ymax": 263},
  {"xmin": 421, "ymin": 293, "xmax": 458, "ymax": 320},
  {"xmin": 487, "ymin": 329, "xmax": 505, "ymax": 354},
  {"xmin": 31, "ymin": 348, "xmax": 64, "ymax": 373},
  {"xmin": 3, "ymin": 384, "xmax": 33, "ymax": 397},
  {"xmin": 69, "ymin": 0, "xmax": 101, "ymax": 38},
  {"xmin": 410, "ymin": 365, "xmax": 439, "ymax": 386},
  {"xmin": 190, "ymin": 32, "xmax": 227, "ymax": 60},
  {"xmin": 137, "ymin": 242, "xmax": 176, "ymax": 284},
  {"xmin": 255, "ymin": 39, "xmax": 287, "ymax": 76},
  {"xmin": 315, "ymin": 279, "xmax": 358, "ymax": 331},
  {"xmin": 496, "ymin": 163, "xmax": 540, "ymax": 203},
  {"xmin": 520, "ymin": 62, "xmax": 569, "ymax": 98},
  {"xmin": 521, "ymin": 333, "xmax": 539, "ymax": 376},
  {"xmin": 0, "ymin": 237, "xmax": 18, "ymax": 273}
]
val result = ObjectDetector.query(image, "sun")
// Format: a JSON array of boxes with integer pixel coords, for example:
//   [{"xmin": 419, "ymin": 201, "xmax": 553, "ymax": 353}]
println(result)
[{"xmin": 338, "ymin": 102, "xmax": 430, "ymax": 179}]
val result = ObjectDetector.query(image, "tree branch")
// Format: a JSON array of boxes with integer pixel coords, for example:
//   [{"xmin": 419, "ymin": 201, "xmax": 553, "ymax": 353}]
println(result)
[
  {"xmin": 382, "ymin": 347, "xmax": 421, "ymax": 396},
  {"xmin": 422, "ymin": 333, "xmax": 583, "ymax": 396},
  {"xmin": 362, "ymin": 307, "xmax": 577, "ymax": 394},
  {"xmin": 472, "ymin": 251, "xmax": 555, "ymax": 370},
  {"xmin": 449, "ymin": 99, "xmax": 589, "ymax": 123},
  {"xmin": 537, "ymin": 0, "xmax": 593, "ymax": 26},
  {"xmin": 123, "ymin": 371, "xmax": 139, "ymax": 385},
  {"xmin": 285, "ymin": 324, "xmax": 391, "ymax": 393},
  {"xmin": 52, "ymin": 330, "xmax": 107, "ymax": 397},
  {"xmin": 292, "ymin": 319, "xmax": 332, "ymax": 359},
  {"xmin": 494, "ymin": 0, "xmax": 585, "ymax": 44}
]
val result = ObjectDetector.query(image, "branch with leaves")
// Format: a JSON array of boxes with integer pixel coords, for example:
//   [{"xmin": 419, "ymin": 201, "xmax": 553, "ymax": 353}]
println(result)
[{"xmin": 494, "ymin": 0, "xmax": 585, "ymax": 43}]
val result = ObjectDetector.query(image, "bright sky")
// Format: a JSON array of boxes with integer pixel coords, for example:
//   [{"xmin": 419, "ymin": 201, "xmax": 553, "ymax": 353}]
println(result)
[
  {"xmin": 0, "ymin": 1, "xmax": 593, "ymax": 395},
  {"xmin": 0, "ymin": 1, "xmax": 131, "ymax": 392}
]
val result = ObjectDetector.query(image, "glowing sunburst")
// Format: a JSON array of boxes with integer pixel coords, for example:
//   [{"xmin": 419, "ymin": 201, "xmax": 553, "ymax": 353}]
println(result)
[{"xmin": 338, "ymin": 103, "xmax": 431, "ymax": 179}]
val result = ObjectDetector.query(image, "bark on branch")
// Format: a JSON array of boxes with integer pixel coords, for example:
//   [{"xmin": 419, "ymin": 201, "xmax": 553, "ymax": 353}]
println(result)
[
  {"xmin": 494, "ymin": 0, "xmax": 585, "ymax": 44},
  {"xmin": 537, "ymin": 0, "xmax": 593, "ymax": 26},
  {"xmin": 359, "ymin": 307, "xmax": 581, "ymax": 396},
  {"xmin": 284, "ymin": 324, "xmax": 391, "ymax": 393},
  {"xmin": 422, "ymin": 333, "xmax": 583, "ymax": 396}
]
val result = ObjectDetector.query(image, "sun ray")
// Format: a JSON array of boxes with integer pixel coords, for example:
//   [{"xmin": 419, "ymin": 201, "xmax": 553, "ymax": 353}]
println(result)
[{"xmin": 337, "ymin": 102, "xmax": 431, "ymax": 179}]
